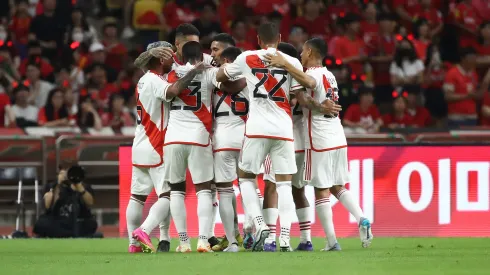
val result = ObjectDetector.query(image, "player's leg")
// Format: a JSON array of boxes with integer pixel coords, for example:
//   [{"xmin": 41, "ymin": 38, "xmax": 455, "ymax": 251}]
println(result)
[
  {"xmin": 133, "ymin": 165, "xmax": 172, "ymax": 253},
  {"xmin": 330, "ymin": 147, "xmax": 373, "ymax": 248},
  {"xmin": 164, "ymin": 144, "xmax": 191, "ymax": 252},
  {"xmin": 157, "ymin": 213, "xmax": 171, "ymax": 252},
  {"xmin": 213, "ymin": 150, "xmax": 240, "ymax": 252},
  {"xmin": 270, "ymin": 139, "xmax": 297, "ymax": 251},
  {"xmin": 291, "ymin": 152, "xmax": 313, "ymax": 251},
  {"xmin": 126, "ymin": 166, "xmax": 152, "ymax": 253},
  {"xmin": 238, "ymin": 137, "xmax": 270, "ymax": 251},
  {"xmin": 189, "ymin": 144, "xmax": 215, "ymax": 253},
  {"xmin": 262, "ymin": 155, "xmax": 278, "ymax": 251},
  {"xmin": 306, "ymin": 149, "xmax": 340, "ymax": 251},
  {"xmin": 208, "ymin": 182, "xmax": 220, "ymax": 247}
]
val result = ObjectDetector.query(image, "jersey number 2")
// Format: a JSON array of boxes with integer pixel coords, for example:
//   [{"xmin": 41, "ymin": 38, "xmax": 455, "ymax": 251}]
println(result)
[
  {"xmin": 215, "ymin": 92, "xmax": 249, "ymax": 117},
  {"xmin": 325, "ymin": 87, "xmax": 339, "ymax": 118},
  {"xmin": 171, "ymin": 81, "xmax": 202, "ymax": 111},
  {"xmin": 251, "ymin": 68, "xmax": 287, "ymax": 102}
]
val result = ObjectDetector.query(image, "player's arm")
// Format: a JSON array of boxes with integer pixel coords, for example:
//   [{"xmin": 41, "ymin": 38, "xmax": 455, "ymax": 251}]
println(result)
[
  {"xmin": 216, "ymin": 53, "xmax": 245, "ymax": 82},
  {"xmin": 265, "ymin": 52, "xmax": 317, "ymax": 89},
  {"xmin": 134, "ymin": 47, "xmax": 174, "ymax": 70},
  {"xmin": 219, "ymin": 78, "xmax": 247, "ymax": 95},
  {"xmin": 294, "ymin": 88, "xmax": 341, "ymax": 116},
  {"xmin": 165, "ymin": 62, "xmax": 210, "ymax": 100}
]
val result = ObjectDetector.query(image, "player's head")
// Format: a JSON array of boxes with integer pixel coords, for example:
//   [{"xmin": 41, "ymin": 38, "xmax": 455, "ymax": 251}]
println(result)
[
  {"xmin": 182, "ymin": 41, "xmax": 202, "ymax": 65},
  {"xmin": 146, "ymin": 41, "xmax": 174, "ymax": 73},
  {"xmin": 175, "ymin": 23, "xmax": 200, "ymax": 57},
  {"xmin": 301, "ymin": 37, "xmax": 327, "ymax": 67},
  {"xmin": 211, "ymin": 33, "xmax": 236, "ymax": 66},
  {"xmin": 220, "ymin": 47, "xmax": 242, "ymax": 64},
  {"xmin": 277, "ymin": 42, "xmax": 298, "ymax": 59},
  {"xmin": 257, "ymin": 22, "xmax": 281, "ymax": 49}
]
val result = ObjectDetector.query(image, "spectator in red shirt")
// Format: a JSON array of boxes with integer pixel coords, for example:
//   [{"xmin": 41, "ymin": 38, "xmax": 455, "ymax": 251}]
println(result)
[
  {"xmin": 192, "ymin": 3, "xmax": 223, "ymax": 50},
  {"xmin": 231, "ymin": 19, "xmax": 255, "ymax": 51},
  {"xmin": 326, "ymin": 0, "xmax": 360, "ymax": 23},
  {"xmin": 77, "ymin": 95, "xmax": 102, "ymax": 130},
  {"xmin": 163, "ymin": 0, "xmax": 198, "ymax": 29},
  {"xmin": 414, "ymin": 0, "xmax": 443, "ymax": 37},
  {"xmin": 102, "ymin": 93, "xmax": 134, "ymax": 132},
  {"xmin": 423, "ymin": 44, "xmax": 449, "ymax": 121},
  {"xmin": 360, "ymin": 2, "xmax": 378, "ymax": 48},
  {"xmin": 343, "ymin": 88, "xmax": 383, "ymax": 133},
  {"xmin": 19, "ymin": 40, "xmax": 54, "ymax": 80},
  {"xmin": 406, "ymin": 89, "xmax": 431, "ymax": 127},
  {"xmin": 87, "ymin": 65, "xmax": 119, "ymax": 107},
  {"xmin": 472, "ymin": 0, "xmax": 490, "ymax": 22},
  {"xmin": 367, "ymin": 13, "xmax": 397, "ymax": 102},
  {"xmin": 443, "ymin": 47, "xmax": 481, "ymax": 127},
  {"xmin": 102, "ymin": 21, "xmax": 128, "ymax": 72},
  {"xmin": 475, "ymin": 21, "xmax": 490, "ymax": 73},
  {"xmin": 9, "ymin": 0, "xmax": 32, "ymax": 47},
  {"xmin": 330, "ymin": 13, "xmax": 366, "ymax": 76},
  {"xmin": 451, "ymin": 0, "xmax": 481, "ymax": 48},
  {"xmin": 0, "ymin": 91, "xmax": 15, "ymax": 127},
  {"xmin": 413, "ymin": 19, "xmax": 431, "ymax": 61},
  {"xmin": 393, "ymin": 0, "xmax": 419, "ymax": 28},
  {"xmin": 383, "ymin": 91, "xmax": 414, "ymax": 129},
  {"xmin": 478, "ymin": 68, "xmax": 490, "ymax": 125},
  {"xmin": 293, "ymin": 0, "xmax": 330, "ymax": 41},
  {"xmin": 37, "ymin": 87, "xmax": 71, "ymax": 127}
]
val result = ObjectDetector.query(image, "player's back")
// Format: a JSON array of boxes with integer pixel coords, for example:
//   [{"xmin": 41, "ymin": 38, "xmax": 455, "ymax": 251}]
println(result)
[
  {"xmin": 172, "ymin": 53, "xmax": 214, "ymax": 71},
  {"xmin": 304, "ymin": 67, "xmax": 346, "ymax": 150},
  {"xmin": 164, "ymin": 65, "xmax": 216, "ymax": 146},
  {"xmin": 132, "ymin": 71, "xmax": 170, "ymax": 167},
  {"xmin": 225, "ymin": 48, "xmax": 303, "ymax": 141}
]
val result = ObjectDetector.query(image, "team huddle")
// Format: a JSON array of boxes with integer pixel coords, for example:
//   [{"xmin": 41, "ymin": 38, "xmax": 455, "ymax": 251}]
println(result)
[{"xmin": 126, "ymin": 22, "xmax": 373, "ymax": 253}]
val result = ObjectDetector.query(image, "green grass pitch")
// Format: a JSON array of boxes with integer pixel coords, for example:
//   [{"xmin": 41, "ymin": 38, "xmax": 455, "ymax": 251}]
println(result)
[{"xmin": 1, "ymin": 238, "xmax": 490, "ymax": 275}]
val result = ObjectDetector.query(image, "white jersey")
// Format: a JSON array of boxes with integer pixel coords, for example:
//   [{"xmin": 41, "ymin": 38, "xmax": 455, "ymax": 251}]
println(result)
[
  {"xmin": 164, "ymin": 65, "xmax": 218, "ymax": 146},
  {"xmin": 292, "ymin": 102, "xmax": 305, "ymax": 152},
  {"xmin": 213, "ymin": 76, "xmax": 248, "ymax": 151},
  {"xmin": 132, "ymin": 71, "xmax": 171, "ymax": 167},
  {"xmin": 223, "ymin": 48, "xmax": 304, "ymax": 141},
  {"xmin": 172, "ymin": 53, "xmax": 214, "ymax": 71},
  {"xmin": 303, "ymin": 67, "xmax": 347, "ymax": 151}
]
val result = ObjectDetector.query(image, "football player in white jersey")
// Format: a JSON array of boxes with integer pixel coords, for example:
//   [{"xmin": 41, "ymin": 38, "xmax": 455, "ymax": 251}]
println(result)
[
  {"xmin": 265, "ymin": 37, "xmax": 373, "ymax": 250},
  {"xmin": 216, "ymin": 22, "xmax": 309, "ymax": 251},
  {"xmin": 211, "ymin": 46, "xmax": 249, "ymax": 252},
  {"xmin": 163, "ymin": 41, "xmax": 245, "ymax": 253},
  {"xmin": 127, "ymin": 42, "xmax": 210, "ymax": 253}
]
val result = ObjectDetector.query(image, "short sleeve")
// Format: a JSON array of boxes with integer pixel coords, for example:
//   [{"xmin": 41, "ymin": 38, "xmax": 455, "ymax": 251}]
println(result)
[
  {"xmin": 223, "ymin": 52, "xmax": 245, "ymax": 79},
  {"xmin": 343, "ymin": 105, "xmax": 357, "ymax": 122},
  {"xmin": 443, "ymin": 70, "xmax": 456, "ymax": 92},
  {"xmin": 290, "ymin": 58, "xmax": 305, "ymax": 92},
  {"xmin": 152, "ymin": 77, "xmax": 172, "ymax": 101}
]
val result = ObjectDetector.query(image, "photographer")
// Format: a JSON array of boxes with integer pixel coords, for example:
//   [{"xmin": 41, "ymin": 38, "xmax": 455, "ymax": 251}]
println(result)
[{"xmin": 33, "ymin": 160, "xmax": 97, "ymax": 238}]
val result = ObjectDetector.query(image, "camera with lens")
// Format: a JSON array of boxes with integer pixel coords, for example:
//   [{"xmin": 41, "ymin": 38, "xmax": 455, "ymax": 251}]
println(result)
[{"xmin": 66, "ymin": 165, "xmax": 85, "ymax": 184}]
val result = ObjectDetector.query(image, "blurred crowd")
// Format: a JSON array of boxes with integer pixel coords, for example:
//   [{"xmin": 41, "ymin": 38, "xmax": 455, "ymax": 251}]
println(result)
[{"xmin": 0, "ymin": 0, "xmax": 490, "ymax": 134}]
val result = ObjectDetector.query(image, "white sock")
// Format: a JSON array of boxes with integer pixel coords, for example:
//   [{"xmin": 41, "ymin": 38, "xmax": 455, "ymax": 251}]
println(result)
[
  {"xmin": 126, "ymin": 197, "xmax": 144, "ymax": 245},
  {"xmin": 263, "ymin": 208, "xmax": 278, "ymax": 240},
  {"xmin": 296, "ymin": 207, "xmax": 312, "ymax": 243},
  {"xmin": 277, "ymin": 182, "xmax": 294, "ymax": 245},
  {"xmin": 197, "ymin": 189, "xmax": 213, "ymax": 244},
  {"xmin": 337, "ymin": 188, "xmax": 364, "ymax": 223},
  {"xmin": 316, "ymin": 198, "xmax": 337, "ymax": 248},
  {"xmin": 159, "ymin": 211, "xmax": 171, "ymax": 242},
  {"xmin": 232, "ymin": 194, "xmax": 240, "ymax": 236},
  {"xmin": 218, "ymin": 187, "xmax": 238, "ymax": 244},
  {"xmin": 241, "ymin": 196, "xmax": 253, "ymax": 233},
  {"xmin": 141, "ymin": 197, "xmax": 170, "ymax": 235},
  {"xmin": 256, "ymin": 188, "xmax": 264, "ymax": 209},
  {"xmin": 209, "ymin": 187, "xmax": 218, "ymax": 237},
  {"xmin": 239, "ymin": 178, "xmax": 265, "ymax": 229},
  {"xmin": 170, "ymin": 191, "xmax": 189, "ymax": 244}
]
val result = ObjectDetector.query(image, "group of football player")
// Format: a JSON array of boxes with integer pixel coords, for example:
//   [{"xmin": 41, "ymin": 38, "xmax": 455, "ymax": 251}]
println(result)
[{"xmin": 125, "ymin": 22, "xmax": 373, "ymax": 253}]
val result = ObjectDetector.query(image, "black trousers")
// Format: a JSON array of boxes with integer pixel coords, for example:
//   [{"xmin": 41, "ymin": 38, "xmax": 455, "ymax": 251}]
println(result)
[{"xmin": 33, "ymin": 215, "xmax": 97, "ymax": 238}]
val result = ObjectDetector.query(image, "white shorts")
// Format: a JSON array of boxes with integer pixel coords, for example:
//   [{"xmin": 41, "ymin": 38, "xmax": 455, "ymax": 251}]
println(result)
[
  {"xmin": 131, "ymin": 165, "xmax": 170, "ymax": 196},
  {"xmin": 262, "ymin": 152, "xmax": 306, "ymax": 188},
  {"xmin": 303, "ymin": 147, "xmax": 349, "ymax": 189},
  {"xmin": 239, "ymin": 137, "xmax": 297, "ymax": 175},
  {"xmin": 163, "ymin": 144, "xmax": 214, "ymax": 184},
  {"xmin": 214, "ymin": 150, "xmax": 240, "ymax": 183}
]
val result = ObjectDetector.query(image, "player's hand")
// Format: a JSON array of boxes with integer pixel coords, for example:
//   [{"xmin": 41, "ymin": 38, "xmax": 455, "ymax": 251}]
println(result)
[
  {"xmin": 149, "ymin": 47, "xmax": 174, "ymax": 60},
  {"xmin": 319, "ymin": 99, "xmax": 342, "ymax": 116},
  {"xmin": 193, "ymin": 61, "xmax": 213, "ymax": 72},
  {"xmin": 264, "ymin": 52, "xmax": 287, "ymax": 68}
]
